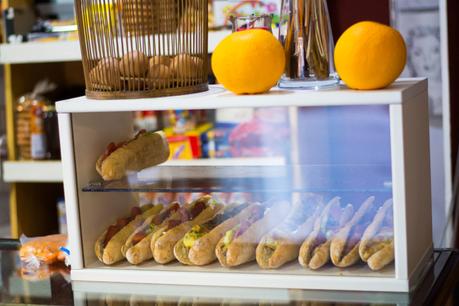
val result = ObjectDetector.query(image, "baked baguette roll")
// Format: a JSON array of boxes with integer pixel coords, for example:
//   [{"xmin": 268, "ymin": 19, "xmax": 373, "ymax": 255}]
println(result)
[
  {"xmin": 124, "ymin": 203, "xmax": 180, "ymax": 264},
  {"xmin": 96, "ymin": 130, "xmax": 169, "ymax": 181},
  {"xmin": 330, "ymin": 196, "xmax": 377, "ymax": 268},
  {"xmin": 94, "ymin": 204, "xmax": 161, "ymax": 265},
  {"xmin": 174, "ymin": 203, "xmax": 254, "ymax": 265},
  {"xmin": 298, "ymin": 197, "xmax": 354, "ymax": 270},
  {"xmin": 153, "ymin": 196, "xmax": 223, "ymax": 264},
  {"xmin": 215, "ymin": 200, "xmax": 290, "ymax": 267},
  {"xmin": 256, "ymin": 194, "xmax": 324, "ymax": 269},
  {"xmin": 367, "ymin": 240, "xmax": 394, "ymax": 271},
  {"xmin": 359, "ymin": 199, "xmax": 394, "ymax": 270}
]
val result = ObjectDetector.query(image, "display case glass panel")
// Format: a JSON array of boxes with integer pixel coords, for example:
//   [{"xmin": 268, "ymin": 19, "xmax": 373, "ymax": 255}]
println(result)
[{"xmin": 72, "ymin": 104, "xmax": 395, "ymax": 278}]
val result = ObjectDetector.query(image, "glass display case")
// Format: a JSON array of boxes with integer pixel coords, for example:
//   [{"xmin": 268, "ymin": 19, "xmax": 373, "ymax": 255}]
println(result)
[{"xmin": 56, "ymin": 78, "xmax": 431, "ymax": 292}]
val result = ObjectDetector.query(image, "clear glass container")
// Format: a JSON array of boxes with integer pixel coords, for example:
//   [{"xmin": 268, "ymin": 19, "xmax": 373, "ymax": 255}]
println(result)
[
  {"xmin": 56, "ymin": 80, "xmax": 433, "ymax": 291},
  {"xmin": 278, "ymin": 0, "xmax": 339, "ymax": 89},
  {"xmin": 230, "ymin": 14, "xmax": 273, "ymax": 33},
  {"xmin": 78, "ymin": 106, "xmax": 396, "ymax": 275}
]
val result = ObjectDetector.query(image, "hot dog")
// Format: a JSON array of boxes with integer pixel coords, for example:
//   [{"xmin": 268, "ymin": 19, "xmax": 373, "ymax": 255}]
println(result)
[
  {"xmin": 152, "ymin": 195, "xmax": 223, "ymax": 264},
  {"xmin": 215, "ymin": 200, "xmax": 290, "ymax": 267},
  {"xmin": 298, "ymin": 197, "xmax": 354, "ymax": 270},
  {"xmin": 330, "ymin": 196, "xmax": 377, "ymax": 268},
  {"xmin": 96, "ymin": 130, "xmax": 169, "ymax": 181},
  {"xmin": 256, "ymin": 194, "xmax": 324, "ymax": 269},
  {"xmin": 123, "ymin": 202, "xmax": 180, "ymax": 265},
  {"xmin": 359, "ymin": 199, "xmax": 394, "ymax": 271},
  {"xmin": 174, "ymin": 203, "xmax": 253, "ymax": 265},
  {"xmin": 94, "ymin": 204, "xmax": 163, "ymax": 265}
]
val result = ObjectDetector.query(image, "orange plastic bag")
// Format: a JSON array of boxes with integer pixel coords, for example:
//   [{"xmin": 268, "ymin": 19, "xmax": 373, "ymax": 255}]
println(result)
[{"xmin": 19, "ymin": 234, "xmax": 67, "ymax": 268}]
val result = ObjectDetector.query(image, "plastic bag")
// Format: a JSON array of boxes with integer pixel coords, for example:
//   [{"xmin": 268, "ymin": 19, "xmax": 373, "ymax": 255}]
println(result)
[{"xmin": 19, "ymin": 234, "xmax": 68, "ymax": 270}]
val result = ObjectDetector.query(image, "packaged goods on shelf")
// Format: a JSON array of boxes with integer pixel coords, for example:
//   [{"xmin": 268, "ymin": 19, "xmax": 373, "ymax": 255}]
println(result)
[
  {"xmin": 202, "ymin": 122, "xmax": 235, "ymax": 158},
  {"xmin": 134, "ymin": 111, "xmax": 158, "ymax": 132},
  {"xmin": 16, "ymin": 97, "xmax": 59, "ymax": 160},
  {"xmin": 229, "ymin": 108, "xmax": 290, "ymax": 158},
  {"xmin": 57, "ymin": 197, "xmax": 67, "ymax": 234},
  {"xmin": 165, "ymin": 123, "xmax": 213, "ymax": 160},
  {"xmin": 15, "ymin": 80, "xmax": 60, "ymax": 160},
  {"xmin": 212, "ymin": 0, "xmax": 281, "ymax": 29},
  {"xmin": 19, "ymin": 234, "xmax": 68, "ymax": 269}
]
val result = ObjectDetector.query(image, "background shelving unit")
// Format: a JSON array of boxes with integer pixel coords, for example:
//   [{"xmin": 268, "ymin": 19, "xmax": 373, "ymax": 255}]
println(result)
[
  {"xmin": 0, "ymin": 40, "xmax": 81, "ymax": 64},
  {"xmin": 0, "ymin": 30, "xmax": 231, "ymax": 64},
  {"xmin": 0, "ymin": 1, "xmax": 231, "ymax": 236},
  {"xmin": 2, "ymin": 160, "xmax": 63, "ymax": 182},
  {"xmin": 0, "ymin": 157, "xmax": 286, "ymax": 185}
]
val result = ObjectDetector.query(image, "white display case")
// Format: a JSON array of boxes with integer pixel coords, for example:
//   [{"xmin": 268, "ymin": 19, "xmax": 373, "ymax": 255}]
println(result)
[{"xmin": 56, "ymin": 78, "xmax": 432, "ymax": 292}]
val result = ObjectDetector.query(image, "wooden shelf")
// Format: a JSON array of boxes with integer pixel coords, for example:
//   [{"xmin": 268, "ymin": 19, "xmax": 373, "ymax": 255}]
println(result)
[
  {"xmin": 0, "ymin": 30, "xmax": 231, "ymax": 64},
  {"xmin": 2, "ymin": 161, "xmax": 63, "ymax": 182}
]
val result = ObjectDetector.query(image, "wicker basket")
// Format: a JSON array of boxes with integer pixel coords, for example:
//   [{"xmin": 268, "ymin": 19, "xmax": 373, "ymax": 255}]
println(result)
[
  {"xmin": 75, "ymin": 0, "xmax": 208, "ymax": 99},
  {"xmin": 122, "ymin": 0, "xmax": 178, "ymax": 35}
]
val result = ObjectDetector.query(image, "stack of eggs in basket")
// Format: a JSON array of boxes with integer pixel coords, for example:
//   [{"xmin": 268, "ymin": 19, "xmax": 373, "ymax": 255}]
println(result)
[{"xmin": 89, "ymin": 51, "xmax": 204, "ymax": 90}]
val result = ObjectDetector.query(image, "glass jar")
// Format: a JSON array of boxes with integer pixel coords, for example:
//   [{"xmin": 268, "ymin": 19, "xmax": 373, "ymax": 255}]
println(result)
[
  {"xmin": 230, "ymin": 14, "xmax": 273, "ymax": 33},
  {"xmin": 278, "ymin": 0, "xmax": 339, "ymax": 89}
]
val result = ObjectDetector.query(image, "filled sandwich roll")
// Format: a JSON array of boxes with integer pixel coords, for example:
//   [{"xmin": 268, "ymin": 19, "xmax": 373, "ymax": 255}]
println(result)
[
  {"xmin": 174, "ymin": 202, "xmax": 253, "ymax": 265},
  {"xmin": 367, "ymin": 240, "xmax": 394, "ymax": 271},
  {"xmin": 94, "ymin": 204, "xmax": 162, "ymax": 265},
  {"xmin": 96, "ymin": 130, "xmax": 169, "ymax": 181},
  {"xmin": 124, "ymin": 202, "xmax": 180, "ymax": 265},
  {"xmin": 256, "ymin": 193, "xmax": 324, "ymax": 269},
  {"xmin": 359, "ymin": 199, "xmax": 394, "ymax": 271},
  {"xmin": 298, "ymin": 197, "xmax": 354, "ymax": 270},
  {"xmin": 216, "ymin": 200, "xmax": 290, "ymax": 267},
  {"xmin": 153, "ymin": 195, "xmax": 222, "ymax": 264},
  {"xmin": 330, "ymin": 196, "xmax": 377, "ymax": 268}
]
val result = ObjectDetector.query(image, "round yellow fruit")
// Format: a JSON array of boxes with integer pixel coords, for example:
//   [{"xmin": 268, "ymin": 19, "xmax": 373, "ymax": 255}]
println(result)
[
  {"xmin": 211, "ymin": 29, "xmax": 285, "ymax": 94},
  {"xmin": 334, "ymin": 21, "xmax": 407, "ymax": 90}
]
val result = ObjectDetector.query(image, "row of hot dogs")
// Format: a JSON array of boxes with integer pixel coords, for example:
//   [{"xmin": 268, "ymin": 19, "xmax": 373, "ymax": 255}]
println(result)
[
  {"xmin": 102, "ymin": 294, "xmax": 361, "ymax": 306},
  {"xmin": 95, "ymin": 194, "xmax": 394, "ymax": 271}
]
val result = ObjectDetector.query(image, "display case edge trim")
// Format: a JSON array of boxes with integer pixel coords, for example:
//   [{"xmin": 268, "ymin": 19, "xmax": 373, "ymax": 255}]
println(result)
[
  {"xmin": 389, "ymin": 85, "xmax": 433, "ymax": 286},
  {"xmin": 71, "ymin": 269, "xmax": 410, "ymax": 292},
  {"xmin": 58, "ymin": 112, "xmax": 84, "ymax": 269},
  {"xmin": 55, "ymin": 78, "xmax": 427, "ymax": 113}
]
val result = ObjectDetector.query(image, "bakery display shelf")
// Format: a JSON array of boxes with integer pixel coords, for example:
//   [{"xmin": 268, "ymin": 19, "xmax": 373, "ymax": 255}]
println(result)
[
  {"xmin": 163, "ymin": 156, "xmax": 286, "ymax": 167},
  {"xmin": 85, "ymin": 259, "xmax": 395, "ymax": 278},
  {"xmin": 2, "ymin": 160, "xmax": 63, "ymax": 182},
  {"xmin": 0, "ymin": 30, "xmax": 232, "ymax": 64},
  {"xmin": 72, "ymin": 260, "xmax": 398, "ymax": 291},
  {"xmin": 82, "ymin": 164, "xmax": 392, "ymax": 193},
  {"xmin": 60, "ymin": 79, "xmax": 430, "ymax": 292},
  {"xmin": 74, "ymin": 280, "xmax": 408, "ymax": 305},
  {"xmin": 56, "ymin": 79, "xmax": 426, "ymax": 113}
]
